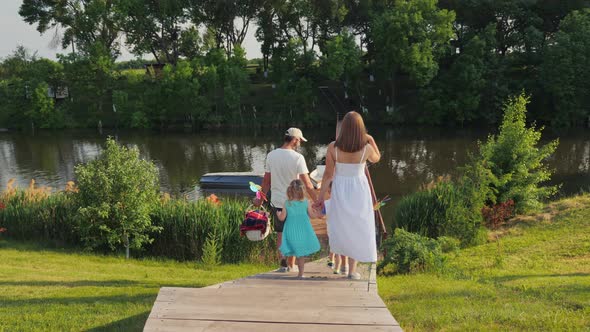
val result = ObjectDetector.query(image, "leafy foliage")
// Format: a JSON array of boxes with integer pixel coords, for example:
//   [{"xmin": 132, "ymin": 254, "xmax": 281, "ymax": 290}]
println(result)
[
  {"xmin": 74, "ymin": 138, "xmax": 160, "ymax": 253},
  {"xmin": 6, "ymin": 0, "xmax": 590, "ymax": 128},
  {"xmin": 378, "ymin": 228, "xmax": 456, "ymax": 275},
  {"xmin": 474, "ymin": 93, "xmax": 559, "ymax": 213},
  {"xmin": 482, "ymin": 199, "xmax": 515, "ymax": 229},
  {"xmin": 394, "ymin": 178, "xmax": 484, "ymax": 246},
  {"xmin": 543, "ymin": 9, "xmax": 590, "ymax": 127},
  {"xmin": 371, "ymin": 0, "xmax": 455, "ymax": 86}
]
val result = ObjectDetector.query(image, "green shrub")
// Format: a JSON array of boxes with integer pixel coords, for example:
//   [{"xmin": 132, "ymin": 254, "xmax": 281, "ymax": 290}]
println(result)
[
  {"xmin": 378, "ymin": 229, "xmax": 451, "ymax": 275},
  {"xmin": 74, "ymin": 138, "xmax": 161, "ymax": 255},
  {"xmin": 394, "ymin": 179, "xmax": 483, "ymax": 246},
  {"xmin": 473, "ymin": 93, "xmax": 559, "ymax": 213}
]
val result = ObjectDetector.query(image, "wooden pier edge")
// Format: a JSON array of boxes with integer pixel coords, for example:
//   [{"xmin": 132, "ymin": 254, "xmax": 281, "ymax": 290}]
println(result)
[{"xmin": 143, "ymin": 258, "xmax": 401, "ymax": 332}]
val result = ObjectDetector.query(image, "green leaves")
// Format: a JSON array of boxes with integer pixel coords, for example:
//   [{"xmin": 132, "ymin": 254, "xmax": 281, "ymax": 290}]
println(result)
[
  {"xmin": 543, "ymin": 9, "xmax": 590, "ymax": 127},
  {"xmin": 371, "ymin": 0, "xmax": 455, "ymax": 85},
  {"xmin": 74, "ymin": 138, "xmax": 161, "ymax": 254},
  {"xmin": 320, "ymin": 32, "xmax": 362, "ymax": 82},
  {"xmin": 473, "ymin": 93, "xmax": 559, "ymax": 213}
]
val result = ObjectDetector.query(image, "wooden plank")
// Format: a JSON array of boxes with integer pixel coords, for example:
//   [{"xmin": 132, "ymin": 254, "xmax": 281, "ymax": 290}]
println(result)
[
  {"xmin": 145, "ymin": 318, "xmax": 402, "ymax": 332},
  {"xmin": 150, "ymin": 304, "xmax": 397, "ymax": 326},
  {"xmin": 144, "ymin": 258, "xmax": 401, "ymax": 332},
  {"xmin": 153, "ymin": 288, "xmax": 384, "ymax": 307}
]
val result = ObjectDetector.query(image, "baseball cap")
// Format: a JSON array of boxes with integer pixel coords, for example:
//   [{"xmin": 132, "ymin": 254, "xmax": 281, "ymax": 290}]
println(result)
[{"xmin": 285, "ymin": 128, "xmax": 308, "ymax": 142}]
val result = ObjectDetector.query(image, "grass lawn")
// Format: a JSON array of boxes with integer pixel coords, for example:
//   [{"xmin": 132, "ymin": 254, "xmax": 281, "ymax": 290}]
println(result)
[
  {"xmin": 0, "ymin": 241, "xmax": 271, "ymax": 331},
  {"xmin": 379, "ymin": 194, "xmax": 590, "ymax": 331}
]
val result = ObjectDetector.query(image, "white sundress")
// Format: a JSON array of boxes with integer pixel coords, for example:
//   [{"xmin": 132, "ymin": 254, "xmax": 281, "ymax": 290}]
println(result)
[{"xmin": 325, "ymin": 145, "xmax": 377, "ymax": 263}]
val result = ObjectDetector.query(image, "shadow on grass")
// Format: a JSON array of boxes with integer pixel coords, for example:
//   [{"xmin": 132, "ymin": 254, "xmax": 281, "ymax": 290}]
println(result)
[
  {"xmin": 0, "ymin": 279, "xmax": 211, "ymax": 289},
  {"xmin": 0, "ymin": 293, "xmax": 157, "ymax": 308},
  {"xmin": 0, "ymin": 279, "xmax": 146, "ymax": 288},
  {"xmin": 0, "ymin": 239, "xmax": 157, "ymax": 260},
  {"xmin": 491, "ymin": 272, "xmax": 590, "ymax": 283},
  {"xmin": 86, "ymin": 311, "xmax": 151, "ymax": 332}
]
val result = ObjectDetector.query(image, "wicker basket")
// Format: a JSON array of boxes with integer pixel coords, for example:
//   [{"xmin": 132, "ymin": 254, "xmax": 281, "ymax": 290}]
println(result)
[
  {"xmin": 245, "ymin": 224, "xmax": 271, "ymax": 241},
  {"xmin": 243, "ymin": 205, "xmax": 272, "ymax": 241}
]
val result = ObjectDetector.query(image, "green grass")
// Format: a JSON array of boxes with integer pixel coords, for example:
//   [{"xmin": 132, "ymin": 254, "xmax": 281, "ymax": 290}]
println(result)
[
  {"xmin": 379, "ymin": 194, "xmax": 590, "ymax": 331},
  {"xmin": 0, "ymin": 241, "xmax": 271, "ymax": 331}
]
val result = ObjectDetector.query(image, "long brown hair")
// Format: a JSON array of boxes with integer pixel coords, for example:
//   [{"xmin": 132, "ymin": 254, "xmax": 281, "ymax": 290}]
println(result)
[{"xmin": 335, "ymin": 111, "xmax": 368, "ymax": 152}]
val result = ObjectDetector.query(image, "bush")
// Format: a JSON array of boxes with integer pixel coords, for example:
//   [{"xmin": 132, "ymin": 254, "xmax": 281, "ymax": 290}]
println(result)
[
  {"xmin": 378, "ymin": 229, "xmax": 454, "ymax": 275},
  {"xmin": 74, "ymin": 138, "xmax": 160, "ymax": 255},
  {"xmin": 394, "ymin": 178, "xmax": 483, "ymax": 246},
  {"xmin": 474, "ymin": 93, "xmax": 559, "ymax": 213},
  {"xmin": 482, "ymin": 200, "xmax": 515, "ymax": 229},
  {"xmin": 147, "ymin": 198, "xmax": 276, "ymax": 263}
]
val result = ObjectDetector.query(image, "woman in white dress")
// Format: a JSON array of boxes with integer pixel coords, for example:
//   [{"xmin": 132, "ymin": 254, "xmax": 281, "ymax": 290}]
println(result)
[{"xmin": 316, "ymin": 111, "xmax": 381, "ymax": 280}]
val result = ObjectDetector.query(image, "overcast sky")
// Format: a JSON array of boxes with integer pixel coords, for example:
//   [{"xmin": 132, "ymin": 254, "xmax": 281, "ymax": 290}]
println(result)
[{"xmin": 0, "ymin": 0, "xmax": 262, "ymax": 61}]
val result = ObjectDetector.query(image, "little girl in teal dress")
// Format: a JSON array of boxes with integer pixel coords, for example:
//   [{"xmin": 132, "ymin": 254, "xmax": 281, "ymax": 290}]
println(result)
[{"xmin": 277, "ymin": 179, "xmax": 321, "ymax": 278}]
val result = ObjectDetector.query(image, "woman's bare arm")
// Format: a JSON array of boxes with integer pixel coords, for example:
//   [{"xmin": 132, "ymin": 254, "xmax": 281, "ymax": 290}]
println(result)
[
  {"xmin": 366, "ymin": 135, "xmax": 381, "ymax": 163},
  {"xmin": 317, "ymin": 142, "xmax": 336, "ymax": 205}
]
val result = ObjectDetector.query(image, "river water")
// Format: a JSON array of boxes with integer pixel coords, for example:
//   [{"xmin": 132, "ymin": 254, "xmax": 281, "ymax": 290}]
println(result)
[{"xmin": 1, "ymin": 127, "xmax": 589, "ymax": 225}]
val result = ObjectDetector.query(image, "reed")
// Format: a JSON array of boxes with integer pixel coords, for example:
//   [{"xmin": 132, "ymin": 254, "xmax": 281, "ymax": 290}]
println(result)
[
  {"xmin": 0, "ymin": 179, "xmax": 276, "ymax": 264},
  {"xmin": 148, "ymin": 198, "xmax": 276, "ymax": 263},
  {"xmin": 0, "ymin": 180, "xmax": 78, "ymax": 245}
]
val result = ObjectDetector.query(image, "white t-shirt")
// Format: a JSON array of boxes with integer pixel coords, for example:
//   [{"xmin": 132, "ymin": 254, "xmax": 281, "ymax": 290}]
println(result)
[{"xmin": 265, "ymin": 148, "xmax": 309, "ymax": 208}]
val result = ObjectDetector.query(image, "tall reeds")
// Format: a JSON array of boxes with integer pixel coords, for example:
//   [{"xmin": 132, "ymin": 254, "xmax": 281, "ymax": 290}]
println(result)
[
  {"xmin": 148, "ymin": 198, "xmax": 276, "ymax": 263},
  {"xmin": 0, "ymin": 179, "xmax": 276, "ymax": 264}
]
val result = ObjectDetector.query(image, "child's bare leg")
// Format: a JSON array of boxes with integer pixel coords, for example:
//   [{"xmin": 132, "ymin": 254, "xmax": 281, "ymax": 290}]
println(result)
[
  {"xmin": 287, "ymin": 256, "xmax": 296, "ymax": 269},
  {"xmin": 328, "ymin": 252, "xmax": 335, "ymax": 267},
  {"xmin": 348, "ymin": 257, "xmax": 358, "ymax": 275},
  {"xmin": 340, "ymin": 255, "xmax": 349, "ymax": 273},
  {"xmin": 297, "ymin": 257, "xmax": 305, "ymax": 277},
  {"xmin": 333, "ymin": 254, "xmax": 341, "ymax": 273},
  {"xmin": 277, "ymin": 233, "xmax": 285, "ymax": 264}
]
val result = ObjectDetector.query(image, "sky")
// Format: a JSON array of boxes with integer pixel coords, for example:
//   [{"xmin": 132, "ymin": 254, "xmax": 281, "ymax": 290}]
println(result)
[{"xmin": 0, "ymin": 0, "xmax": 263, "ymax": 61}]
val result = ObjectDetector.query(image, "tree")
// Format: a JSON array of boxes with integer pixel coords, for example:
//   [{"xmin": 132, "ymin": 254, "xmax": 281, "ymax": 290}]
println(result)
[
  {"xmin": 19, "ymin": 0, "xmax": 121, "ymax": 58},
  {"xmin": 117, "ymin": 0, "xmax": 191, "ymax": 65},
  {"xmin": 219, "ymin": 46, "xmax": 249, "ymax": 122},
  {"xmin": 321, "ymin": 32, "xmax": 362, "ymax": 82},
  {"xmin": 371, "ymin": 0, "xmax": 455, "ymax": 111},
  {"xmin": 75, "ymin": 138, "xmax": 161, "ymax": 257},
  {"xmin": 421, "ymin": 25, "xmax": 503, "ymax": 125},
  {"xmin": 193, "ymin": 0, "xmax": 262, "ymax": 56},
  {"xmin": 543, "ymin": 9, "xmax": 590, "ymax": 127},
  {"xmin": 27, "ymin": 82, "xmax": 57, "ymax": 129},
  {"xmin": 474, "ymin": 93, "xmax": 559, "ymax": 213},
  {"xmin": 59, "ymin": 49, "xmax": 115, "ymax": 126}
]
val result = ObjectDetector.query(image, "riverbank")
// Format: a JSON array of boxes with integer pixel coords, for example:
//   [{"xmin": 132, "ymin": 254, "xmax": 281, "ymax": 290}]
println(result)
[
  {"xmin": 378, "ymin": 194, "xmax": 590, "ymax": 331},
  {"xmin": 0, "ymin": 240, "xmax": 271, "ymax": 331}
]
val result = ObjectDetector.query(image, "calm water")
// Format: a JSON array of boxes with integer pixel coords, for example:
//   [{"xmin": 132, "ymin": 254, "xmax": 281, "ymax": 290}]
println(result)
[{"xmin": 1, "ymin": 127, "xmax": 589, "ymax": 225}]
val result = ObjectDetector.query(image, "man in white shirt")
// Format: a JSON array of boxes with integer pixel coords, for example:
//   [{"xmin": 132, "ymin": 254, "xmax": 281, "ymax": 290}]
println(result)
[{"xmin": 255, "ymin": 128, "xmax": 317, "ymax": 272}]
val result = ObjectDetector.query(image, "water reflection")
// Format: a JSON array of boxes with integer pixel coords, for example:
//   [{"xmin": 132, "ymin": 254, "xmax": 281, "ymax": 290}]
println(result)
[{"xmin": 0, "ymin": 127, "xmax": 589, "ymax": 225}]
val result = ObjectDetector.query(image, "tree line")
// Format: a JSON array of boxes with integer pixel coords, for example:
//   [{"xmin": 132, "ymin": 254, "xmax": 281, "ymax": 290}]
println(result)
[{"xmin": 0, "ymin": 0, "xmax": 589, "ymax": 130}]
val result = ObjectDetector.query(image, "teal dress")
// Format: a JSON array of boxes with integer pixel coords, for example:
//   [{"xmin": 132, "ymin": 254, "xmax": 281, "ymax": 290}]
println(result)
[{"xmin": 279, "ymin": 200, "xmax": 321, "ymax": 258}]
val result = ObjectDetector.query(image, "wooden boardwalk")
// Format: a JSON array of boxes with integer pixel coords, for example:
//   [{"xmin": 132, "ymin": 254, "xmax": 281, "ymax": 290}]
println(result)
[{"xmin": 144, "ymin": 217, "xmax": 401, "ymax": 331}]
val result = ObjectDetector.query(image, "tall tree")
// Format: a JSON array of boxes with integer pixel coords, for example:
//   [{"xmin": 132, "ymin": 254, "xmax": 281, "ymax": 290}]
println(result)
[
  {"xmin": 543, "ymin": 9, "xmax": 590, "ymax": 127},
  {"xmin": 371, "ymin": 0, "xmax": 455, "ymax": 111},
  {"xmin": 117, "ymin": 0, "xmax": 191, "ymax": 64},
  {"xmin": 192, "ymin": 0, "xmax": 261, "ymax": 56},
  {"xmin": 19, "ymin": 0, "xmax": 120, "ymax": 58}
]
